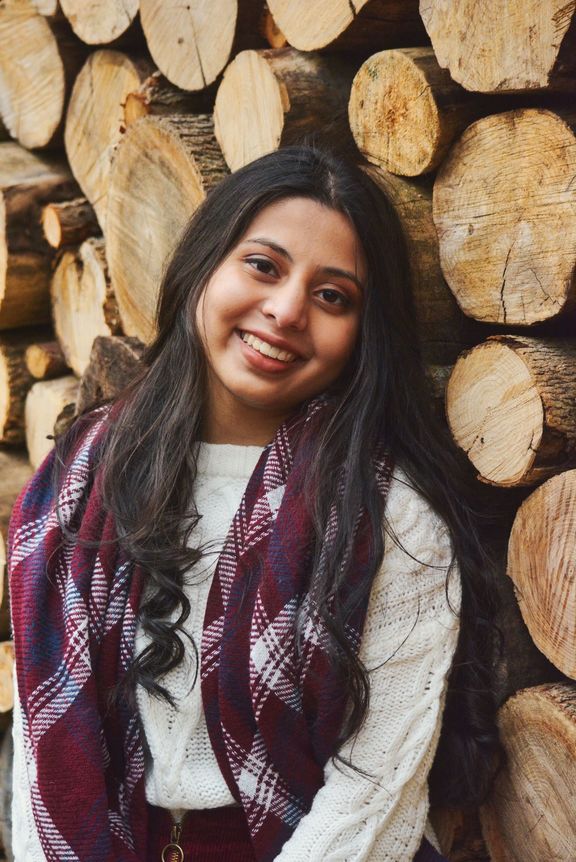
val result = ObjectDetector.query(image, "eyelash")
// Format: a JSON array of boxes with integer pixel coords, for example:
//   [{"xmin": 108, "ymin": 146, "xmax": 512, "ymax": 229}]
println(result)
[{"xmin": 245, "ymin": 257, "xmax": 351, "ymax": 307}]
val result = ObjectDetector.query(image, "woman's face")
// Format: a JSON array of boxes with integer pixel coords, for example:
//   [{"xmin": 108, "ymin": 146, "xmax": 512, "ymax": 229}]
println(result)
[{"xmin": 195, "ymin": 196, "xmax": 367, "ymax": 444}]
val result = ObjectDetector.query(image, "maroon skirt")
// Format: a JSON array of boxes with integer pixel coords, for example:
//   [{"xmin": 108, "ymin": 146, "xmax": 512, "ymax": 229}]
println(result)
[{"xmin": 146, "ymin": 804, "xmax": 448, "ymax": 861}]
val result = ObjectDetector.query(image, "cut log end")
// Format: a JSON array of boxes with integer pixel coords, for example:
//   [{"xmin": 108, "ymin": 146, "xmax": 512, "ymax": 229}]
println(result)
[
  {"xmin": 59, "ymin": 0, "xmax": 139, "ymax": 45},
  {"xmin": 41, "ymin": 197, "xmax": 99, "ymax": 248},
  {"xmin": 25, "ymin": 341, "xmax": 69, "ymax": 380},
  {"xmin": 25, "ymin": 376, "xmax": 80, "ymax": 470},
  {"xmin": 0, "ymin": 642, "xmax": 13, "ymax": 713}
]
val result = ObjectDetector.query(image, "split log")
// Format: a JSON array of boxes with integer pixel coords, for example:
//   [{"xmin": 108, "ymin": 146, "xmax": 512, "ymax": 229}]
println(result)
[
  {"xmin": 0, "ymin": 2, "xmax": 87, "ymax": 148},
  {"xmin": 123, "ymin": 71, "xmax": 213, "ymax": 128},
  {"xmin": 349, "ymin": 48, "xmax": 514, "ymax": 176},
  {"xmin": 214, "ymin": 47, "xmax": 356, "ymax": 171},
  {"xmin": 51, "ymin": 237, "xmax": 121, "ymax": 376},
  {"xmin": 0, "ymin": 329, "xmax": 51, "ymax": 446},
  {"xmin": 267, "ymin": 0, "xmax": 427, "ymax": 52},
  {"xmin": 0, "ymin": 643, "xmax": 13, "ymax": 713},
  {"xmin": 139, "ymin": 0, "xmax": 266, "ymax": 91},
  {"xmin": 364, "ymin": 166, "xmax": 481, "ymax": 365},
  {"xmin": 25, "ymin": 341, "xmax": 69, "ymax": 380},
  {"xmin": 507, "ymin": 470, "xmax": 576, "ymax": 679},
  {"xmin": 0, "ymin": 144, "xmax": 79, "ymax": 330},
  {"xmin": 420, "ymin": 0, "xmax": 576, "ymax": 93},
  {"xmin": 25, "ymin": 376, "xmax": 79, "ymax": 470},
  {"xmin": 64, "ymin": 50, "xmax": 154, "ymax": 230},
  {"xmin": 106, "ymin": 115, "xmax": 227, "ymax": 343},
  {"xmin": 59, "ymin": 0, "xmax": 139, "ymax": 44},
  {"xmin": 480, "ymin": 683, "xmax": 576, "ymax": 862},
  {"xmin": 76, "ymin": 334, "xmax": 145, "ymax": 415},
  {"xmin": 42, "ymin": 197, "xmax": 99, "ymax": 249},
  {"xmin": 433, "ymin": 109, "xmax": 576, "ymax": 326},
  {"xmin": 446, "ymin": 336, "xmax": 576, "ymax": 487}
]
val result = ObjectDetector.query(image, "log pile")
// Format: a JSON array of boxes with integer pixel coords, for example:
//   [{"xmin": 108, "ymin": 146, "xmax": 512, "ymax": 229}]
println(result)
[{"xmin": 0, "ymin": 1, "xmax": 574, "ymax": 860}]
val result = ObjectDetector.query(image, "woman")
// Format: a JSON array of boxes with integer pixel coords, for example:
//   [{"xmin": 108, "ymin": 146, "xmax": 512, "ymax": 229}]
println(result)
[{"xmin": 9, "ymin": 145, "xmax": 502, "ymax": 861}]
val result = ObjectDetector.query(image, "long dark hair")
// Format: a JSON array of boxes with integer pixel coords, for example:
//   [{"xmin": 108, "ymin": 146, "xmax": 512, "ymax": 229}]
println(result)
[{"xmin": 62, "ymin": 145, "xmax": 504, "ymax": 807}]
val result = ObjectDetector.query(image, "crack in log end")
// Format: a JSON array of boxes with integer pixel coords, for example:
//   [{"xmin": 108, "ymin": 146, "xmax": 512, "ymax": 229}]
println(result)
[
  {"xmin": 499, "ymin": 245, "xmax": 514, "ymax": 324},
  {"xmin": 186, "ymin": 11, "xmax": 207, "ymax": 89},
  {"xmin": 348, "ymin": 0, "xmax": 357, "ymax": 18}
]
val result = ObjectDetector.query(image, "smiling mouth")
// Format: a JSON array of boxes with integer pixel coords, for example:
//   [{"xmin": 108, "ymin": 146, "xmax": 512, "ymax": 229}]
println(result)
[{"xmin": 239, "ymin": 331, "xmax": 298, "ymax": 363}]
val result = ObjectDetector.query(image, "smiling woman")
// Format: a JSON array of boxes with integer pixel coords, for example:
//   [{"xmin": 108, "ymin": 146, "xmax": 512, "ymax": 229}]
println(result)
[{"xmin": 8, "ymin": 146, "xmax": 503, "ymax": 862}]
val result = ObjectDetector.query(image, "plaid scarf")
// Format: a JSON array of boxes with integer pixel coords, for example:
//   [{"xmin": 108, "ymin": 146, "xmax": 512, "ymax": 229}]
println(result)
[{"xmin": 9, "ymin": 397, "xmax": 445, "ymax": 861}]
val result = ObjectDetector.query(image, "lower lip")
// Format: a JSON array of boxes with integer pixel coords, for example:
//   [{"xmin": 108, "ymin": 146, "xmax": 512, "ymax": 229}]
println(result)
[{"xmin": 236, "ymin": 331, "xmax": 301, "ymax": 374}]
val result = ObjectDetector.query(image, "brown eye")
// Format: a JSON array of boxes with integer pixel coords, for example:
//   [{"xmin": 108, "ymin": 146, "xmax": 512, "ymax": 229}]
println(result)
[
  {"xmin": 246, "ymin": 257, "xmax": 277, "ymax": 276},
  {"xmin": 317, "ymin": 288, "xmax": 349, "ymax": 307}
]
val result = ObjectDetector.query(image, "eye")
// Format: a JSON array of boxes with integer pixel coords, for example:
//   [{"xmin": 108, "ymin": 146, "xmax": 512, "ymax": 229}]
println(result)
[
  {"xmin": 245, "ymin": 256, "xmax": 278, "ymax": 276},
  {"xmin": 316, "ymin": 287, "xmax": 350, "ymax": 307}
]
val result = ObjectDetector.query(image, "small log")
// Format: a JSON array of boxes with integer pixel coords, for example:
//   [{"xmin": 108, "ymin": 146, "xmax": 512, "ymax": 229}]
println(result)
[
  {"xmin": 433, "ymin": 109, "xmax": 576, "ymax": 326},
  {"xmin": 267, "ymin": 0, "xmax": 427, "ymax": 52},
  {"xmin": 446, "ymin": 335, "xmax": 576, "ymax": 487},
  {"xmin": 76, "ymin": 334, "xmax": 145, "ymax": 414},
  {"xmin": 51, "ymin": 237, "xmax": 121, "ymax": 376},
  {"xmin": 420, "ymin": 0, "xmax": 576, "ymax": 93},
  {"xmin": 25, "ymin": 376, "xmax": 79, "ymax": 470},
  {"xmin": 0, "ymin": 144, "xmax": 79, "ymax": 330},
  {"xmin": 42, "ymin": 197, "xmax": 99, "ymax": 249},
  {"xmin": 349, "ymin": 48, "xmax": 516, "ymax": 176},
  {"xmin": 59, "ymin": 0, "xmax": 139, "ymax": 44},
  {"xmin": 480, "ymin": 683, "xmax": 576, "ymax": 861},
  {"xmin": 139, "ymin": 0, "xmax": 266, "ymax": 91},
  {"xmin": 0, "ymin": 643, "xmax": 13, "ymax": 713},
  {"xmin": 106, "ymin": 114, "xmax": 228, "ymax": 343},
  {"xmin": 214, "ymin": 47, "xmax": 356, "ymax": 171},
  {"xmin": 0, "ymin": 329, "xmax": 51, "ymax": 446},
  {"xmin": 64, "ymin": 50, "xmax": 154, "ymax": 230},
  {"xmin": 25, "ymin": 341, "xmax": 69, "ymax": 380},
  {"xmin": 507, "ymin": 470, "xmax": 576, "ymax": 679},
  {"xmin": 123, "ymin": 71, "xmax": 213, "ymax": 127}
]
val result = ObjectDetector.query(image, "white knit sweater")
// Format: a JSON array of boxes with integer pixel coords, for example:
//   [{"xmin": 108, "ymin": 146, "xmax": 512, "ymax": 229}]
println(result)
[{"xmin": 12, "ymin": 442, "xmax": 461, "ymax": 861}]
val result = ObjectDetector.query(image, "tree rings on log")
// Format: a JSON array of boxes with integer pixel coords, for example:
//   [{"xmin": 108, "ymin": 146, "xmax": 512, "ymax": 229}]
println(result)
[
  {"xmin": 420, "ymin": 0, "xmax": 576, "ymax": 93},
  {"xmin": 214, "ymin": 47, "xmax": 355, "ymax": 172},
  {"xmin": 106, "ymin": 115, "xmax": 227, "ymax": 343},
  {"xmin": 25, "ymin": 376, "xmax": 79, "ymax": 470},
  {"xmin": 59, "ymin": 0, "xmax": 139, "ymax": 45},
  {"xmin": 433, "ymin": 109, "xmax": 576, "ymax": 326},
  {"xmin": 446, "ymin": 336, "xmax": 576, "ymax": 487},
  {"xmin": 507, "ymin": 470, "xmax": 576, "ymax": 679},
  {"xmin": 480, "ymin": 683, "xmax": 576, "ymax": 862},
  {"xmin": 65, "ymin": 50, "xmax": 153, "ymax": 230}
]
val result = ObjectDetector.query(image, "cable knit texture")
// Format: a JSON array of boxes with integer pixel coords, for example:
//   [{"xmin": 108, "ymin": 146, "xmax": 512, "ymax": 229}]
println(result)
[{"xmin": 12, "ymin": 443, "xmax": 460, "ymax": 861}]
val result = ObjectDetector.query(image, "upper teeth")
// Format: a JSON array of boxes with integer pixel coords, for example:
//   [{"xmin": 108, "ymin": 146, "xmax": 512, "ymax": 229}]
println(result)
[{"xmin": 241, "ymin": 332, "xmax": 297, "ymax": 362}]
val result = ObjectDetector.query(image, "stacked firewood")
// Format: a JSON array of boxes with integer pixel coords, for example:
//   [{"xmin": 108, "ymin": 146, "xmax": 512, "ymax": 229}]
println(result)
[{"xmin": 0, "ymin": 1, "xmax": 575, "ymax": 860}]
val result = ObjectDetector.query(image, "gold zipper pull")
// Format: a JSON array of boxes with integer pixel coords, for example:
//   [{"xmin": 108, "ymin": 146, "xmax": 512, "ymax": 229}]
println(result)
[{"xmin": 161, "ymin": 820, "xmax": 184, "ymax": 862}]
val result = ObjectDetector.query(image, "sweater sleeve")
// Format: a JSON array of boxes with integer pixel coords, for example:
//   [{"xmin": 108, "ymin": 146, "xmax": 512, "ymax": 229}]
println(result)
[{"xmin": 275, "ymin": 466, "xmax": 462, "ymax": 862}]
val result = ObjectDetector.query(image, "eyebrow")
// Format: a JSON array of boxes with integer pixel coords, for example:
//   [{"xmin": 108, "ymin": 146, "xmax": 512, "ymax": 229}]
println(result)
[{"xmin": 242, "ymin": 237, "xmax": 364, "ymax": 292}]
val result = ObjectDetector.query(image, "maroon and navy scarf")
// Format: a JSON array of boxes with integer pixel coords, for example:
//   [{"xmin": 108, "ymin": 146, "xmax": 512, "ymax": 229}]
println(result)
[{"xmin": 9, "ymin": 397, "xmax": 446, "ymax": 861}]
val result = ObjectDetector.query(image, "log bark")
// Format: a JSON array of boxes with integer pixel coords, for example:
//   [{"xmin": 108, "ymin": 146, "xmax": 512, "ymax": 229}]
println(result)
[
  {"xmin": 420, "ymin": 0, "xmax": 576, "ymax": 93},
  {"xmin": 139, "ymin": 0, "xmax": 266, "ymax": 91},
  {"xmin": 267, "ymin": 0, "xmax": 427, "ymax": 52},
  {"xmin": 214, "ymin": 47, "xmax": 356, "ymax": 172},
  {"xmin": 0, "ymin": 643, "xmax": 13, "ymax": 713},
  {"xmin": 349, "ymin": 48, "xmax": 515, "ymax": 176},
  {"xmin": 59, "ymin": 0, "xmax": 139, "ymax": 45},
  {"xmin": 0, "ymin": 329, "xmax": 51, "ymax": 446},
  {"xmin": 446, "ymin": 336, "xmax": 576, "ymax": 487},
  {"xmin": 364, "ymin": 166, "xmax": 482, "ymax": 364},
  {"xmin": 106, "ymin": 114, "xmax": 228, "ymax": 343},
  {"xmin": 0, "ymin": 144, "xmax": 79, "ymax": 330},
  {"xmin": 76, "ymin": 334, "xmax": 145, "ymax": 415},
  {"xmin": 0, "ymin": 2, "xmax": 87, "ymax": 148},
  {"xmin": 123, "ymin": 71, "xmax": 214, "ymax": 128},
  {"xmin": 25, "ymin": 341, "xmax": 69, "ymax": 380},
  {"xmin": 51, "ymin": 237, "xmax": 121, "ymax": 376},
  {"xmin": 64, "ymin": 50, "xmax": 154, "ymax": 230},
  {"xmin": 507, "ymin": 470, "xmax": 576, "ymax": 679},
  {"xmin": 25, "ymin": 376, "xmax": 79, "ymax": 470},
  {"xmin": 42, "ymin": 197, "xmax": 99, "ymax": 249},
  {"xmin": 433, "ymin": 109, "xmax": 576, "ymax": 326},
  {"xmin": 480, "ymin": 683, "xmax": 576, "ymax": 862}
]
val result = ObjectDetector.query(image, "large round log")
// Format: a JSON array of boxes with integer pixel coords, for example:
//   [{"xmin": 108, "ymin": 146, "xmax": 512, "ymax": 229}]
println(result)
[
  {"xmin": 420, "ymin": 0, "xmax": 576, "ymax": 93},
  {"xmin": 51, "ymin": 238, "xmax": 121, "ymax": 376},
  {"xmin": 214, "ymin": 47, "xmax": 355, "ymax": 171},
  {"xmin": 446, "ymin": 336, "xmax": 576, "ymax": 487},
  {"xmin": 349, "ymin": 48, "xmax": 509, "ymax": 176},
  {"xmin": 106, "ymin": 114, "xmax": 227, "ymax": 343},
  {"xmin": 25, "ymin": 376, "xmax": 79, "ymax": 470},
  {"xmin": 480, "ymin": 683, "xmax": 576, "ymax": 862},
  {"xmin": 267, "ymin": 0, "xmax": 427, "ymax": 52},
  {"xmin": 507, "ymin": 470, "xmax": 576, "ymax": 679},
  {"xmin": 123, "ymin": 71, "xmax": 213, "ymax": 128},
  {"xmin": 0, "ymin": 3, "xmax": 86, "ymax": 148},
  {"xmin": 0, "ymin": 330, "xmax": 51, "ymax": 445},
  {"xmin": 42, "ymin": 197, "xmax": 100, "ymax": 249},
  {"xmin": 433, "ymin": 109, "xmax": 576, "ymax": 326},
  {"xmin": 139, "ymin": 0, "xmax": 266, "ymax": 91},
  {"xmin": 64, "ymin": 50, "xmax": 154, "ymax": 230},
  {"xmin": 59, "ymin": 0, "xmax": 139, "ymax": 44},
  {"xmin": 0, "ymin": 144, "xmax": 79, "ymax": 330}
]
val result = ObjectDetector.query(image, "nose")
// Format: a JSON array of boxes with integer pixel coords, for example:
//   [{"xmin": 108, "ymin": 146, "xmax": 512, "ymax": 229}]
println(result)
[{"xmin": 261, "ymin": 276, "xmax": 308, "ymax": 330}]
